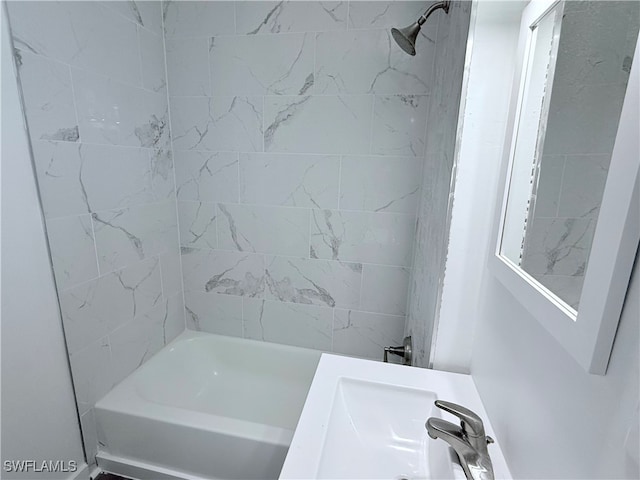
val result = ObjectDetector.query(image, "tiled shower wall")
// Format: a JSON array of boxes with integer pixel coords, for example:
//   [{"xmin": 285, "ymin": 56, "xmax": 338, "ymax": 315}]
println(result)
[
  {"xmin": 405, "ymin": 0, "xmax": 471, "ymax": 367},
  {"xmin": 522, "ymin": 1, "xmax": 640, "ymax": 309},
  {"xmin": 6, "ymin": 1, "xmax": 184, "ymax": 463},
  {"xmin": 165, "ymin": 1, "xmax": 441, "ymax": 359}
]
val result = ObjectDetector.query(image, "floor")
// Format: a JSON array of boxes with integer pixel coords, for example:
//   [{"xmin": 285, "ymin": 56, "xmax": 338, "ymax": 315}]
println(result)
[{"xmin": 93, "ymin": 473, "xmax": 132, "ymax": 480}]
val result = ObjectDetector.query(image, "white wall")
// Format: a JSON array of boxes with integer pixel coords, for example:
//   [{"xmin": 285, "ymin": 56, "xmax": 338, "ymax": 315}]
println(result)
[
  {"xmin": 0, "ymin": 6, "xmax": 87, "ymax": 479},
  {"xmin": 435, "ymin": 0, "xmax": 524, "ymax": 373},
  {"xmin": 439, "ymin": 2, "xmax": 640, "ymax": 477}
]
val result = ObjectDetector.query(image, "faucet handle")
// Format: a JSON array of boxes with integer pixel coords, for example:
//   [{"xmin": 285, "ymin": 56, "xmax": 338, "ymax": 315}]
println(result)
[{"xmin": 434, "ymin": 400, "xmax": 486, "ymax": 439}]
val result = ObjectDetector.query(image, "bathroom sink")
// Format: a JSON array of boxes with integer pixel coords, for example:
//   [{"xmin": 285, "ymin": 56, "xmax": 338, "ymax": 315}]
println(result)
[
  {"xmin": 280, "ymin": 354, "xmax": 512, "ymax": 480},
  {"xmin": 317, "ymin": 377, "xmax": 453, "ymax": 479}
]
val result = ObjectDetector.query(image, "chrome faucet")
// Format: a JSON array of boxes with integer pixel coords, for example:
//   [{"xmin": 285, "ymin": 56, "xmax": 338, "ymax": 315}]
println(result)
[{"xmin": 426, "ymin": 400, "xmax": 495, "ymax": 480}]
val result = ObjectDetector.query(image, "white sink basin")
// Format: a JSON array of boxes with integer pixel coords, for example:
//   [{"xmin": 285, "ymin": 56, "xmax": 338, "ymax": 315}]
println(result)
[
  {"xmin": 280, "ymin": 354, "xmax": 511, "ymax": 480},
  {"xmin": 317, "ymin": 378, "xmax": 453, "ymax": 479}
]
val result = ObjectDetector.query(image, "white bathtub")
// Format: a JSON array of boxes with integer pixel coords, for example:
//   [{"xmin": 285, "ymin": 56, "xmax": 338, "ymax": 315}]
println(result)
[{"xmin": 95, "ymin": 330, "xmax": 321, "ymax": 480}]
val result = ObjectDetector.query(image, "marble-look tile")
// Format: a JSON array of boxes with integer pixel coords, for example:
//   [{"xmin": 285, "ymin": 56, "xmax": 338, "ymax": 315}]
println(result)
[
  {"xmin": 150, "ymin": 146, "xmax": 176, "ymax": 201},
  {"xmin": 243, "ymin": 299, "xmax": 332, "ymax": 351},
  {"xmin": 31, "ymin": 142, "xmax": 162, "ymax": 218},
  {"xmin": 263, "ymin": 95, "xmax": 373, "ymax": 154},
  {"xmin": 170, "ymin": 96, "xmax": 263, "ymax": 152},
  {"xmin": 7, "ymin": 1, "xmax": 141, "ymax": 86},
  {"xmin": 138, "ymin": 28, "xmax": 167, "ymax": 93},
  {"xmin": 92, "ymin": 201, "xmax": 178, "ymax": 273},
  {"xmin": 310, "ymin": 209, "xmax": 415, "ymax": 266},
  {"xmin": 340, "ymin": 155, "xmax": 421, "ymax": 214},
  {"xmin": 101, "ymin": 1, "xmax": 163, "ymax": 35},
  {"xmin": 315, "ymin": 29, "xmax": 433, "ymax": 95},
  {"xmin": 69, "ymin": 337, "xmax": 113, "ymax": 415},
  {"xmin": 360, "ymin": 264, "xmax": 410, "ymax": 316},
  {"xmin": 181, "ymin": 248, "xmax": 265, "ymax": 297},
  {"xmin": 73, "ymin": 68, "xmax": 169, "ymax": 148},
  {"xmin": 554, "ymin": 1, "xmax": 640, "ymax": 87},
  {"xmin": 184, "ymin": 291, "xmax": 243, "ymax": 337},
  {"xmin": 372, "ymin": 95, "xmax": 428, "ymax": 156},
  {"xmin": 164, "ymin": 292, "xmax": 186, "ymax": 342},
  {"xmin": 80, "ymin": 409, "xmax": 98, "ymax": 466},
  {"xmin": 217, "ymin": 203, "xmax": 310, "ymax": 257},
  {"xmin": 333, "ymin": 309, "xmax": 405, "ymax": 360},
  {"xmin": 163, "ymin": 1, "xmax": 235, "ymax": 37},
  {"xmin": 15, "ymin": 49, "xmax": 79, "ymax": 143},
  {"xmin": 533, "ymin": 155, "xmax": 565, "ymax": 218},
  {"xmin": 521, "ymin": 217, "xmax": 596, "ymax": 276},
  {"xmin": 210, "ymin": 33, "xmax": 314, "ymax": 96},
  {"xmin": 109, "ymin": 293, "xmax": 182, "ymax": 384},
  {"xmin": 533, "ymin": 273, "xmax": 584, "ymax": 311},
  {"xmin": 59, "ymin": 256, "xmax": 163, "ymax": 354},
  {"xmin": 264, "ymin": 255, "xmax": 362, "ymax": 309},
  {"xmin": 160, "ymin": 251, "xmax": 183, "ymax": 298},
  {"xmin": 239, "ymin": 153, "xmax": 339, "ymax": 209},
  {"xmin": 235, "ymin": 1, "xmax": 346, "ymax": 35},
  {"xmin": 46, "ymin": 215, "xmax": 99, "ymax": 291},
  {"xmin": 557, "ymin": 154, "xmax": 609, "ymax": 219},
  {"xmin": 348, "ymin": 1, "xmax": 428, "ymax": 30},
  {"xmin": 178, "ymin": 201, "xmax": 217, "ymax": 249},
  {"xmin": 174, "ymin": 150, "xmax": 239, "ymax": 203},
  {"xmin": 544, "ymin": 83, "xmax": 627, "ymax": 155},
  {"xmin": 165, "ymin": 36, "xmax": 210, "ymax": 96}
]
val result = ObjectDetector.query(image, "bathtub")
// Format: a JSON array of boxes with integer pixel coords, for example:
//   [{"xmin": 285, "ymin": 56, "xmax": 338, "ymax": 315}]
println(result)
[{"xmin": 95, "ymin": 330, "xmax": 321, "ymax": 480}]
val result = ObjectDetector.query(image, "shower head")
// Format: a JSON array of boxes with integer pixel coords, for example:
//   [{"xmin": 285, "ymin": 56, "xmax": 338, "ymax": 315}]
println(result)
[
  {"xmin": 391, "ymin": 0, "xmax": 450, "ymax": 56},
  {"xmin": 391, "ymin": 23, "xmax": 421, "ymax": 56}
]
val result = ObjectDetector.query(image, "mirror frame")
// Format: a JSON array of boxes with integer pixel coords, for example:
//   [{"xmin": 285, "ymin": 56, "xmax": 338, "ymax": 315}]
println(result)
[{"xmin": 490, "ymin": 0, "xmax": 640, "ymax": 375}]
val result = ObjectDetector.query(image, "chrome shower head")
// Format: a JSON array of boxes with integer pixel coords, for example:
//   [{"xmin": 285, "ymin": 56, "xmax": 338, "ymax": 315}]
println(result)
[{"xmin": 391, "ymin": 0, "xmax": 450, "ymax": 56}]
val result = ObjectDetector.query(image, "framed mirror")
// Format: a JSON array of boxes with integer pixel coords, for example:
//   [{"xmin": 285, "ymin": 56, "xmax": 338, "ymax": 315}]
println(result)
[{"xmin": 491, "ymin": 0, "xmax": 640, "ymax": 374}]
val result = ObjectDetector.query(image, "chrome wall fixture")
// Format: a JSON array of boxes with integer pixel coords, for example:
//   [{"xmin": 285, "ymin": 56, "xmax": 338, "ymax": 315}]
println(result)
[{"xmin": 391, "ymin": 0, "xmax": 451, "ymax": 56}]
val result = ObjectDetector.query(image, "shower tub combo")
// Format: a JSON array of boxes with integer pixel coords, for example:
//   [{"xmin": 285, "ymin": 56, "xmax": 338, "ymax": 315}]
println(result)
[{"xmin": 95, "ymin": 330, "xmax": 321, "ymax": 480}]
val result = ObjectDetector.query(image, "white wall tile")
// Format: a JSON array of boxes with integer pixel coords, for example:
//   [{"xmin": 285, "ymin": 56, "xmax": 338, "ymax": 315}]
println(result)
[
  {"xmin": 181, "ymin": 248, "xmax": 265, "ymax": 297},
  {"xmin": 340, "ymin": 155, "xmax": 421, "ymax": 214},
  {"xmin": 310, "ymin": 209, "xmax": 415, "ymax": 266},
  {"xmin": 333, "ymin": 309, "xmax": 405, "ymax": 359},
  {"xmin": 243, "ymin": 299, "xmax": 332, "ymax": 350},
  {"xmin": 69, "ymin": 337, "xmax": 113, "ymax": 415},
  {"xmin": 166, "ymin": 36, "xmax": 211, "ymax": 96},
  {"xmin": 264, "ymin": 255, "xmax": 362, "ymax": 309},
  {"xmin": 174, "ymin": 150, "xmax": 239, "ymax": 203},
  {"xmin": 59, "ymin": 257, "xmax": 163, "ymax": 354},
  {"xmin": 234, "ymin": 1, "xmax": 347, "ymax": 35},
  {"xmin": 210, "ymin": 33, "xmax": 314, "ymax": 96},
  {"xmin": 557, "ymin": 154, "xmax": 610, "ymax": 219},
  {"xmin": 217, "ymin": 203, "xmax": 310, "ymax": 257},
  {"xmin": 92, "ymin": 201, "xmax": 178, "ymax": 273},
  {"xmin": 160, "ymin": 251, "xmax": 183, "ymax": 298},
  {"xmin": 360, "ymin": 264, "xmax": 410, "ymax": 315},
  {"xmin": 163, "ymin": 1, "xmax": 235, "ymax": 37},
  {"xmin": 315, "ymin": 29, "xmax": 432, "ymax": 95},
  {"xmin": 46, "ymin": 215, "xmax": 99, "ymax": 291},
  {"xmin": 80, "ymin": 409, "xmax": 98, "ymax": 466},
  {"xmin": 139, "ymin": 28, "xmax": 168, "ymax": 93},
  {"xmin": 263, "ymin": 95, "xmax": 373, "ymax": 154},
  {"xmin": 522, "ymin": 217, "xmax": 596, "ymax": 276},
  {"xmin": 170, "ymin": 96, "xmax": 263, "ymax": 152},
  {"xmin": 184, "ymin": 291, "xmax": 243, "ymax": 337},
  {"xmin": 372, "ymin": 94, "xmax": 429, "ymax": 156},
  {"xmin": 178, "ymin": 201, "xmax": 217, "ymax": 249},
  {"xmin": 101, "ymin": 1, "xmax": 163, "ymax": 36},
  {"xmin": 7, "ymin": 1, "xmax": 141, "ymax": 86},
  {"xmin": 15, "ymin": 49, "xmax": 79, "ymax": 142},
  {"xmin": 73, "ymin": 68, "xmax": 169, "ymax": 148},
  {"xmin": 348, "ymin": 1, "xmax": 428, "ymax": 30},
  {"xmin": 533, "ymin": 155, "xmax": 565, "ymax": 218},
  {"xmin": 239, "ymin": 153, "xmax": 339, "ymax": 209}
]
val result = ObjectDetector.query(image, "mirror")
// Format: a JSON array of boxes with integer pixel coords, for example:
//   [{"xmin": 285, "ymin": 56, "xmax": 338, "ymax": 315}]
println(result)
[
  {"xmin": 500, "ymin": 1, "xmax": 639, "ymax": 312},
  {"xmin": 492, "ymin": 0, "xmax": 640, "ymax": 374}
]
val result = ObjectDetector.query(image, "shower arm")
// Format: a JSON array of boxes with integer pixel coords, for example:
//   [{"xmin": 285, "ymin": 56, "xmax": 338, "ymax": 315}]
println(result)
[{"xmin": 416, "ymin": 0, "xmax": 451, "ymax": 26}]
